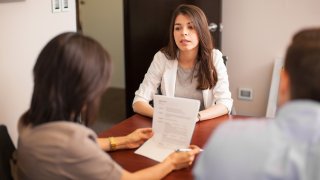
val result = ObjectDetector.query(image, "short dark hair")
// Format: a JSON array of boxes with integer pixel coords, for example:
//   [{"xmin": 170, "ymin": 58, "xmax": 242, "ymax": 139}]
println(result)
[
  {"xmin": 285, "ymin": 28, "xmax": 320, "ymax": 102},
  {"xmin": 161, "ymin": 4, "xmax": 217, "ymax": 90},
  {"xmin": 22, "ymin": 32, "xmax": 112, "ymax": 126}
]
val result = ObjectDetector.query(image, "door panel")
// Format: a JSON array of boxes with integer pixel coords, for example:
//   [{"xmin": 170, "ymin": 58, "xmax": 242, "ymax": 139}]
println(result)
[{"xmin": 124, "ymin": 0, "xmax": 222, "ymax": 117}]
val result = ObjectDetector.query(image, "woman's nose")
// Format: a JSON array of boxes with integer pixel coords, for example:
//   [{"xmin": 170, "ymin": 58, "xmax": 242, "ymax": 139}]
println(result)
[{"xmin": 182, "ymin": 28, "xmax": 189, "ymax": 36}]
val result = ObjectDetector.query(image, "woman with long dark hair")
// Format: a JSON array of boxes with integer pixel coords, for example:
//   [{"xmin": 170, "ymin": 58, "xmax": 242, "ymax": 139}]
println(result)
[
  {"xmin": 16, "ymin": 32, "xmax": 200, "ymax": 179},
  {"xmin": 133, "ymin": 4, "xmax": 233, "ymax": 122}
]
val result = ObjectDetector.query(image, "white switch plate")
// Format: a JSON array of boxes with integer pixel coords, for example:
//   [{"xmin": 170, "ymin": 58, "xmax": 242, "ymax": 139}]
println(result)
[
  {"xmin": 61, "ymin": 0, "xmax": 70, "ymax": 12},
  {"xmin": 51, "ymin": 0, "xmax": 61, "ymax": 13},
  {"xmin": 238, "ymin": 88, "xmax": 253, "ymax": 101}
]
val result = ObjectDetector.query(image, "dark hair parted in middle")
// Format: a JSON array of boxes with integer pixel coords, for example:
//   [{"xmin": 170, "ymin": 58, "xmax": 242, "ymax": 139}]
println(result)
[
  {"xmin": 161, "ymin": 4, "xmax": 217, "ymax": 90},
  {"xmin": 22, "ymin": 32, "xmax": 112, "ymax": 127}
]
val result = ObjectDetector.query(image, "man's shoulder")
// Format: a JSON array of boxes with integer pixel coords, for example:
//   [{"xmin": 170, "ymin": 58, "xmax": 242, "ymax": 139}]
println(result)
[
  {"xmin": 207, "ymin": 118, "xmax": 273, "ymax": 149},
  {"xmin": 217, "ymin": 118, "xmax": 271, "ymax": 136},
  {"xmin": 194, "ymin": 119, "xmax": 274, "ymax": 179},
  {"xmin": 203, "ymin": 118, "xmax": 276, "ymax": 164}
]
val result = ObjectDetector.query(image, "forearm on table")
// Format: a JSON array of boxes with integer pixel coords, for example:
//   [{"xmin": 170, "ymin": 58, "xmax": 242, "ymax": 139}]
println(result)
[
  {"xmin": 198, "ymin": 104, "xmax": 228, "ymax": 121},
  {"xmin": 98, "ymin": 136, "xmax": 129, "ymax": 151},
  {"xmin": 132, "ymin": 101, "xmax": 154, "ymax": 118}
]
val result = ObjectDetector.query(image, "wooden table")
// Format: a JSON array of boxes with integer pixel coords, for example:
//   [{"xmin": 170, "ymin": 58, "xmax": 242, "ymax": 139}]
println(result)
[{"xmin": 99, "ymin": 114, "xmax": 248, "ymax": 179}]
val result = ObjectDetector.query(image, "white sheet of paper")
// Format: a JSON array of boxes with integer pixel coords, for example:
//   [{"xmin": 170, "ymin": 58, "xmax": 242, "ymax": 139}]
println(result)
[{"xmin": 135, "ymin": 95, "xmax": 200, "ymax": 162}]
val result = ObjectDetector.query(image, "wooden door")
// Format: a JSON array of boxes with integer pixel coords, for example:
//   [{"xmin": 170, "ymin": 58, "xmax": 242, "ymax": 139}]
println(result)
[{"xmin": 124, "ymin": 0, "xmax": 222, "ymax": 117}]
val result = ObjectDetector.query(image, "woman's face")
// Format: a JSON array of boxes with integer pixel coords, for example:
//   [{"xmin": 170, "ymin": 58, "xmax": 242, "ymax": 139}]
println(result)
[{"xmin": 173, "ymin": 14, "xmax": 199, "ymax": 52}]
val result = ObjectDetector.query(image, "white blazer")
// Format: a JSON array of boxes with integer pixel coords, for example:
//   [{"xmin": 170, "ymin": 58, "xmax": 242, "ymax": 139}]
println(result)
[{"xmin": 133, "ymin": 49, "xmax": 233, "ymax": 112}]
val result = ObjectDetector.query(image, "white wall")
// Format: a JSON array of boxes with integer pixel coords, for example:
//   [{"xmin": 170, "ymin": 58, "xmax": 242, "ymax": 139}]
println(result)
[
  {"xmin": 222, "ymin": 0, "xmax": 320, "ymax": 116},
  {"xmin": 0, "ymin": 0, "xmax": 76, "ymax": 146},
  {"xmin": 79, "ymin": 0, "xmax": 125, "ymax": 88}
]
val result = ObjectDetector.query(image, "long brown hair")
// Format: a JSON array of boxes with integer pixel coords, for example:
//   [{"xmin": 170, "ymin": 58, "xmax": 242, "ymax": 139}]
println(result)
[
  {"xmin": 285, "ymin": 28, "xmax": 320, "ymax": 102},
  {"xmin": 161, "ymin": 4, "xmax": 217, "ymax": 89},
  {"xmin": 22, "ymin": 32, "xmax": 112, "ymax": 126}
]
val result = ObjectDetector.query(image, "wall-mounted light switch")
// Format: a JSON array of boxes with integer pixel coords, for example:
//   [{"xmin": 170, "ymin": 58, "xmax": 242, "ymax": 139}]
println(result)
[
  {"xmin": 61, "ymin": 0, "xmax": 70, "ymax": 12},
  {"xmin": 238, "ymin": 88, "xmax": 253, "ymax": 101},
  {"xmin": 51, "ymin": 0, "xmax": 61, "ymax": 13}
]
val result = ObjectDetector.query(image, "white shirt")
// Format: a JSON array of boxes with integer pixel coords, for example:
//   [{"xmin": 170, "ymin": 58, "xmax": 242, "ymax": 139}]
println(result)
[
  {"xmin": 133, "ymin": 49, "xmax": 233, "ymax": 112},
  {"xmin": 193, "ymin": 100, "xmax": 320, "ymax": 180}
]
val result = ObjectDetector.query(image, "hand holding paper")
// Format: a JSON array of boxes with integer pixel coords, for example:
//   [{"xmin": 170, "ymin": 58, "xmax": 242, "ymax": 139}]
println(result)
[
  {"xmin": 125, "ymin": 128, "xmax": 153, "ymax": 149},
  {"xmin": 135, "ymin": 95, "xmax": 200, "ymax": 162}
]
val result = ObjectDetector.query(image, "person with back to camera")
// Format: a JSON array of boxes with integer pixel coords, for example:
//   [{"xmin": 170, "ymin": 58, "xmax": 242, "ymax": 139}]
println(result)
[
  {"xmin": 132, "ymin": 4, "xmax": 233, "ymax": 122},
  {"xmin": 193, "ymin": 28, "xmax": 320, "ymax": 180},
  {"xmin": 16, "ymin": 32, "xmax": 201, "ymax": 179}
]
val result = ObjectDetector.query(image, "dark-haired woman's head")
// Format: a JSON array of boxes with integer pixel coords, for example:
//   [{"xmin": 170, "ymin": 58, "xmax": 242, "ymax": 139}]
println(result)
[
  {"xmin": 23, "ymin": 32, "xmax": 112, "ymax": 126},
  {"xmin": 162, "ymin": 4, "xmax": 217, "ymax": 90},
  {"xmin": 165, "ymin": 4, "xmax": 213, "ymax": 59}
]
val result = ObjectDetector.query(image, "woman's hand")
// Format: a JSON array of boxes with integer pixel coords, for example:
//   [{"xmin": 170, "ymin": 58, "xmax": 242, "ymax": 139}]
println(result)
[
  {"xmin": 121, "ymin": 145, "xmax": 201, "ymax": 180},
  {"xmin": 99, "ymin": 128, "xmax": 153, "ymax": 151},
  {"xmin": 125, "ymin": 128, "xmax": 153, "ymax": 149},
  {"xmin": 164, "ymin": 145, "xmax": 201, "ymax": 170}
]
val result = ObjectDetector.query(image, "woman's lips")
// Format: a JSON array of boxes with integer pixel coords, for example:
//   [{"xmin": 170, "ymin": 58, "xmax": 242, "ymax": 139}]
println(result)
[{"xmin": 180, "ymin": 39, "xmax": 190, "ymax": 44}]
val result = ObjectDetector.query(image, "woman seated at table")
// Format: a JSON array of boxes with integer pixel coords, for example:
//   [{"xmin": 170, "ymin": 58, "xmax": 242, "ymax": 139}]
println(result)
[
  {"xmin": 132, "ymin": 4, "xmax": 233, "ymax": 122},
  {"xmin": 16, "ymin": 32, "xmax": 201, "ymax": 179}
]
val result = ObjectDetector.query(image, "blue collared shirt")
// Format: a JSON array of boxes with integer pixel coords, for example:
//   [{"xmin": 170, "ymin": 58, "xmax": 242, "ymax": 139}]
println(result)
[{"xmin": 193, "ymin": 100, "xmax": 320, "ymax": 180}]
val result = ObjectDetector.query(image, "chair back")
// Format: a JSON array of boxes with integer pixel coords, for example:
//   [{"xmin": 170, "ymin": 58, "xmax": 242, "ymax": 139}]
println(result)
[
  {"xmin": 222, "ymin": 55, "xmax": 228, "ymax": 66},
  {"xmin": 0, "ymin": 125, "xmax": 16, "ymax": 180}
]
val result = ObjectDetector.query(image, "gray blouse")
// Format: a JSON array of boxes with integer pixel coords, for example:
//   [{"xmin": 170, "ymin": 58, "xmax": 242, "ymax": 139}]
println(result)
[
  {"xmin": 175, "ymin": 64, "xmax": 204, "ymax": 110},
  {"xmin": 17, "ymin": 121, "xmax": 123, "ymax": 180}
]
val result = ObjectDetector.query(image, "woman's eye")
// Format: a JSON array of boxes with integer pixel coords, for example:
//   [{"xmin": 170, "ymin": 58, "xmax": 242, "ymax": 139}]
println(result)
[{"xmin": 174, "ymin": 27, "xmax": 181, "ymax": 31}]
